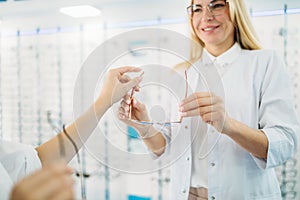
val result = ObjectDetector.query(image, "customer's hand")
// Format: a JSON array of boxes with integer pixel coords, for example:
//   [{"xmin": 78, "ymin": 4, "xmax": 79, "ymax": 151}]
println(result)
[
  {"xmin": 99, "ymin": 66, "xmax": 143, "ymax": 107},
  {"xmin": 10, "ymin": 163, "xmax": 74, "ymax": 200},
  {"xmin": 179, "ymin": 92, "xmax": 232, "ymax": 133}
]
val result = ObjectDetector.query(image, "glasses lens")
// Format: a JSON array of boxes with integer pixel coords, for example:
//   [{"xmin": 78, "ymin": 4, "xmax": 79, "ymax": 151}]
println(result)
[
  {"xmin": 187, "ymin": 1, "xmax": 226, "ymax": 17},
  {"xmin": 187, "ymin": 4, "xmax": 201, "ymax": 16},
  {"xmin": 209, "ymin": 1, "xmax": 226, "ymax": 15}
]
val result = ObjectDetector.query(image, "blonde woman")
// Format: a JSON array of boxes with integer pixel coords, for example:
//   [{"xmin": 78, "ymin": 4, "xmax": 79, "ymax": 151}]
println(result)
[{"xmin": 118, "ymin": 0, "xmax": 299, "ymax": 199}]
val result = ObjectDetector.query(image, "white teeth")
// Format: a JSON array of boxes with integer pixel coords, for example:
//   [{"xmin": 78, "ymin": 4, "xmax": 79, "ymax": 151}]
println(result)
[
  {"xmin": 204, "ymin": 27, "xmax": 214, "ymax": 31},
  {"xmin": 204, "ymin": 28, "xmax": 213, "ymax": 31}
]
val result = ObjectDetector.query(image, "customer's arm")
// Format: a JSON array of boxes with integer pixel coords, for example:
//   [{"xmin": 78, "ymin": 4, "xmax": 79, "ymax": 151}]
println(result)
[{"xmin": 36, "ymin": 67, "xmax": 142, "ymax": 165}]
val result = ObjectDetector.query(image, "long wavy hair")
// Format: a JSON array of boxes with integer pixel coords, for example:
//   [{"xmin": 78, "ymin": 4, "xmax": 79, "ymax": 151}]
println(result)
[{"xmin": 176, "ymin": 0, "xmax": 261, "ymax": 69}]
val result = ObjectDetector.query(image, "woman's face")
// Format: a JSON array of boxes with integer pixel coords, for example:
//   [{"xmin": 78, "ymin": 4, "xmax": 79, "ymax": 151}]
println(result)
[{"xmin": 191, "ymin": 0, "xmax": 235, "ymax": 53}]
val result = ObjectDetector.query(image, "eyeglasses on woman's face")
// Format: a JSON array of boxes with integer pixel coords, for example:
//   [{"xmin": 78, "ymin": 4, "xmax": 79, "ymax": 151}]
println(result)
[{"xmin": 187, "ymin": 0, "xmax": 228, "ymax": 19}]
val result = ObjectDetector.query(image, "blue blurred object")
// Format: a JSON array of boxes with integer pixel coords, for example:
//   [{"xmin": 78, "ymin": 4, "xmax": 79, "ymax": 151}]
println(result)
[
  {"xmin": 128, "ymin": 195, "xmax": 151, "ymax": 200},
  {"xmin": 128, "ymin": 126, "xmax": 139, "ymax": 139}
]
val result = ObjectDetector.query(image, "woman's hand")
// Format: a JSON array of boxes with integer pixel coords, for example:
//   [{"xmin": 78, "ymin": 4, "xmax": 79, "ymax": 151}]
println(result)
[
  {"xmin": 99, "ymin": 66, "xmax": 143, "ymax": 108},
  {"xmin": 118, "ymin": 95, "xmax": 151, "ymax": 133},
  {"xmin": 10, "ymin": 163, "xmax": 74, "ymax": 200},
  {"xmin": 179, "ymin": 92, "xmax": 232, "ymax": 133},
  {"xmin": 118, "ymin": 95, "xmax": 167, "ymax": 153}
]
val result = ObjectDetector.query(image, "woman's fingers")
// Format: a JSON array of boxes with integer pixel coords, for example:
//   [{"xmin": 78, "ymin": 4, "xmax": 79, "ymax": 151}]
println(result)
[
  {"xmin": 202, "ymin": 111, "xmax": 224, "ymax": 124},
  {"xmin": 180, "ymin": 92, "xmax": 212, "ymax": 106},
  {"xmin": 120, "ymin": 100, "xmax": 129, "ymax": 111},
  {"xmin": 118, "ymin": 97, "xmax": 149, "ymax": 121},
  {"xmin": 179, "ymin": 96, "xmax": 217, "ymax": 112},
  {"xmin": 118, "ymin": 107, "xmax": 126, "ymax": 116},
  {"xmin": 132, "ymin": 98, "xmax": 146, "ymax": 111},
  {"xmin": 101, "ymin": 66, "xmax": 143, "ymax": 105},
  {"xmin": 180, "ymin": 105, "xmax": 223, "ymax": 117},
  {"xmin": 123, "ymin": 95, "xmax": 131, "ymax": 104},
  {"xmin": 123, "ymin": 76, "xmax": 143, "ymax": 94},
  {"xmin": 180, "ymin": 92, "xmax": 218, "ymax": 110},
  {"xmin": 179, "ymin": 92, "xmax": 226, "ymax": 131},
  {"xmin": 119, "ymin": 75, "xmax": 130, "ymax": 83}
]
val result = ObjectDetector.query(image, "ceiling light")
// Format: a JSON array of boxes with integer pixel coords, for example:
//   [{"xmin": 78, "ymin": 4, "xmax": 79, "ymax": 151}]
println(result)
[{"xmin": 59, "ymin": 5, "xmax": 101, "ymax": 18}]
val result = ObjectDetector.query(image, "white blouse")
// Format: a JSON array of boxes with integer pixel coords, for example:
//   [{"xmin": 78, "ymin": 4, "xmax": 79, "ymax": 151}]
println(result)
[
  {"xmin": 0, "ymin": 140, "xmax": 41, "ymax": 200},
  {"xmin": 157, "ymin": 43, "xmax": 299, "ymax": 200}
]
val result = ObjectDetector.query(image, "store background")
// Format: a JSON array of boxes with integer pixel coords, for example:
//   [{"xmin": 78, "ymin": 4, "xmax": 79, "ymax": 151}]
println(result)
[{"xmin": 0, "ymin": 0, "xmax": 299, "ymax": 199}]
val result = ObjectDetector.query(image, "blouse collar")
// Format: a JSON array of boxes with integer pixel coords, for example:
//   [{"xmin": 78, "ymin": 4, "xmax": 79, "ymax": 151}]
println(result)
[{"xmin": 202, "ymin": 43, "xmax": 242, "ymax": 66}]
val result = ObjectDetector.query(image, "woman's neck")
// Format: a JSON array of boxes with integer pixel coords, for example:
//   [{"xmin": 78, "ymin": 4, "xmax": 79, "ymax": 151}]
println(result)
[{"xmin": 205, "ymin": 41, "xmax": 235, "ymax": 57}]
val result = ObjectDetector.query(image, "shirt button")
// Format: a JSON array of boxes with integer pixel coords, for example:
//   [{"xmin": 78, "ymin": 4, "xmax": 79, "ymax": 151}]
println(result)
[
  {"xmin": 181, "ymin": 189, "xmax": 186, "ymax": 193},
  {"xmin": 185, "ymin": 125, "xmax": 188, "ymax": 129},
  {"xmin": 210, "ymin": 162, "xmax": 215, "ymax": 167},
  {"xmin": 211, "ymin": 196, "xmax": 216, "ymax": 200},
  {"xmin": 186, "ymin": 157, "xmax": 190, "ymax": 161}
]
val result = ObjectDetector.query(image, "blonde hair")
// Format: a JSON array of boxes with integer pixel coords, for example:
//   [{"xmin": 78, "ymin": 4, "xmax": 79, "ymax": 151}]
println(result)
[{"xmin": 176, "ymin": 0, "xmax": 262, "ymax": 69}]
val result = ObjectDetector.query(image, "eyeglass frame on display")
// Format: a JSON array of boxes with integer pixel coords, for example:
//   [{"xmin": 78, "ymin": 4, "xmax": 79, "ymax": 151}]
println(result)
[
  {"xmin": 284, "ymin": 158, "xmax": 297, "ymax": 170},
  {"xmin": 281, "ymin": 180, "xmax": 297, "ymax": 193},
  {"xmin": 281, "ymin": 169, "xmax": 297, "ymax": 179},
  {"xmin": 281, "ymin": 190, "xmax": 297, "ymax": 199}
]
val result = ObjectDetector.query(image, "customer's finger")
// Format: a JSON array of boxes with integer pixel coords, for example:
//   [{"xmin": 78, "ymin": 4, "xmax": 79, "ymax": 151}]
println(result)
[
  {"xmin": 114, "ymin": 66, "xmax": 141, "ymax": 75},
  {"xmin": 123, "ymin": 76, "xmax": 143, "ymax": 93}
]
